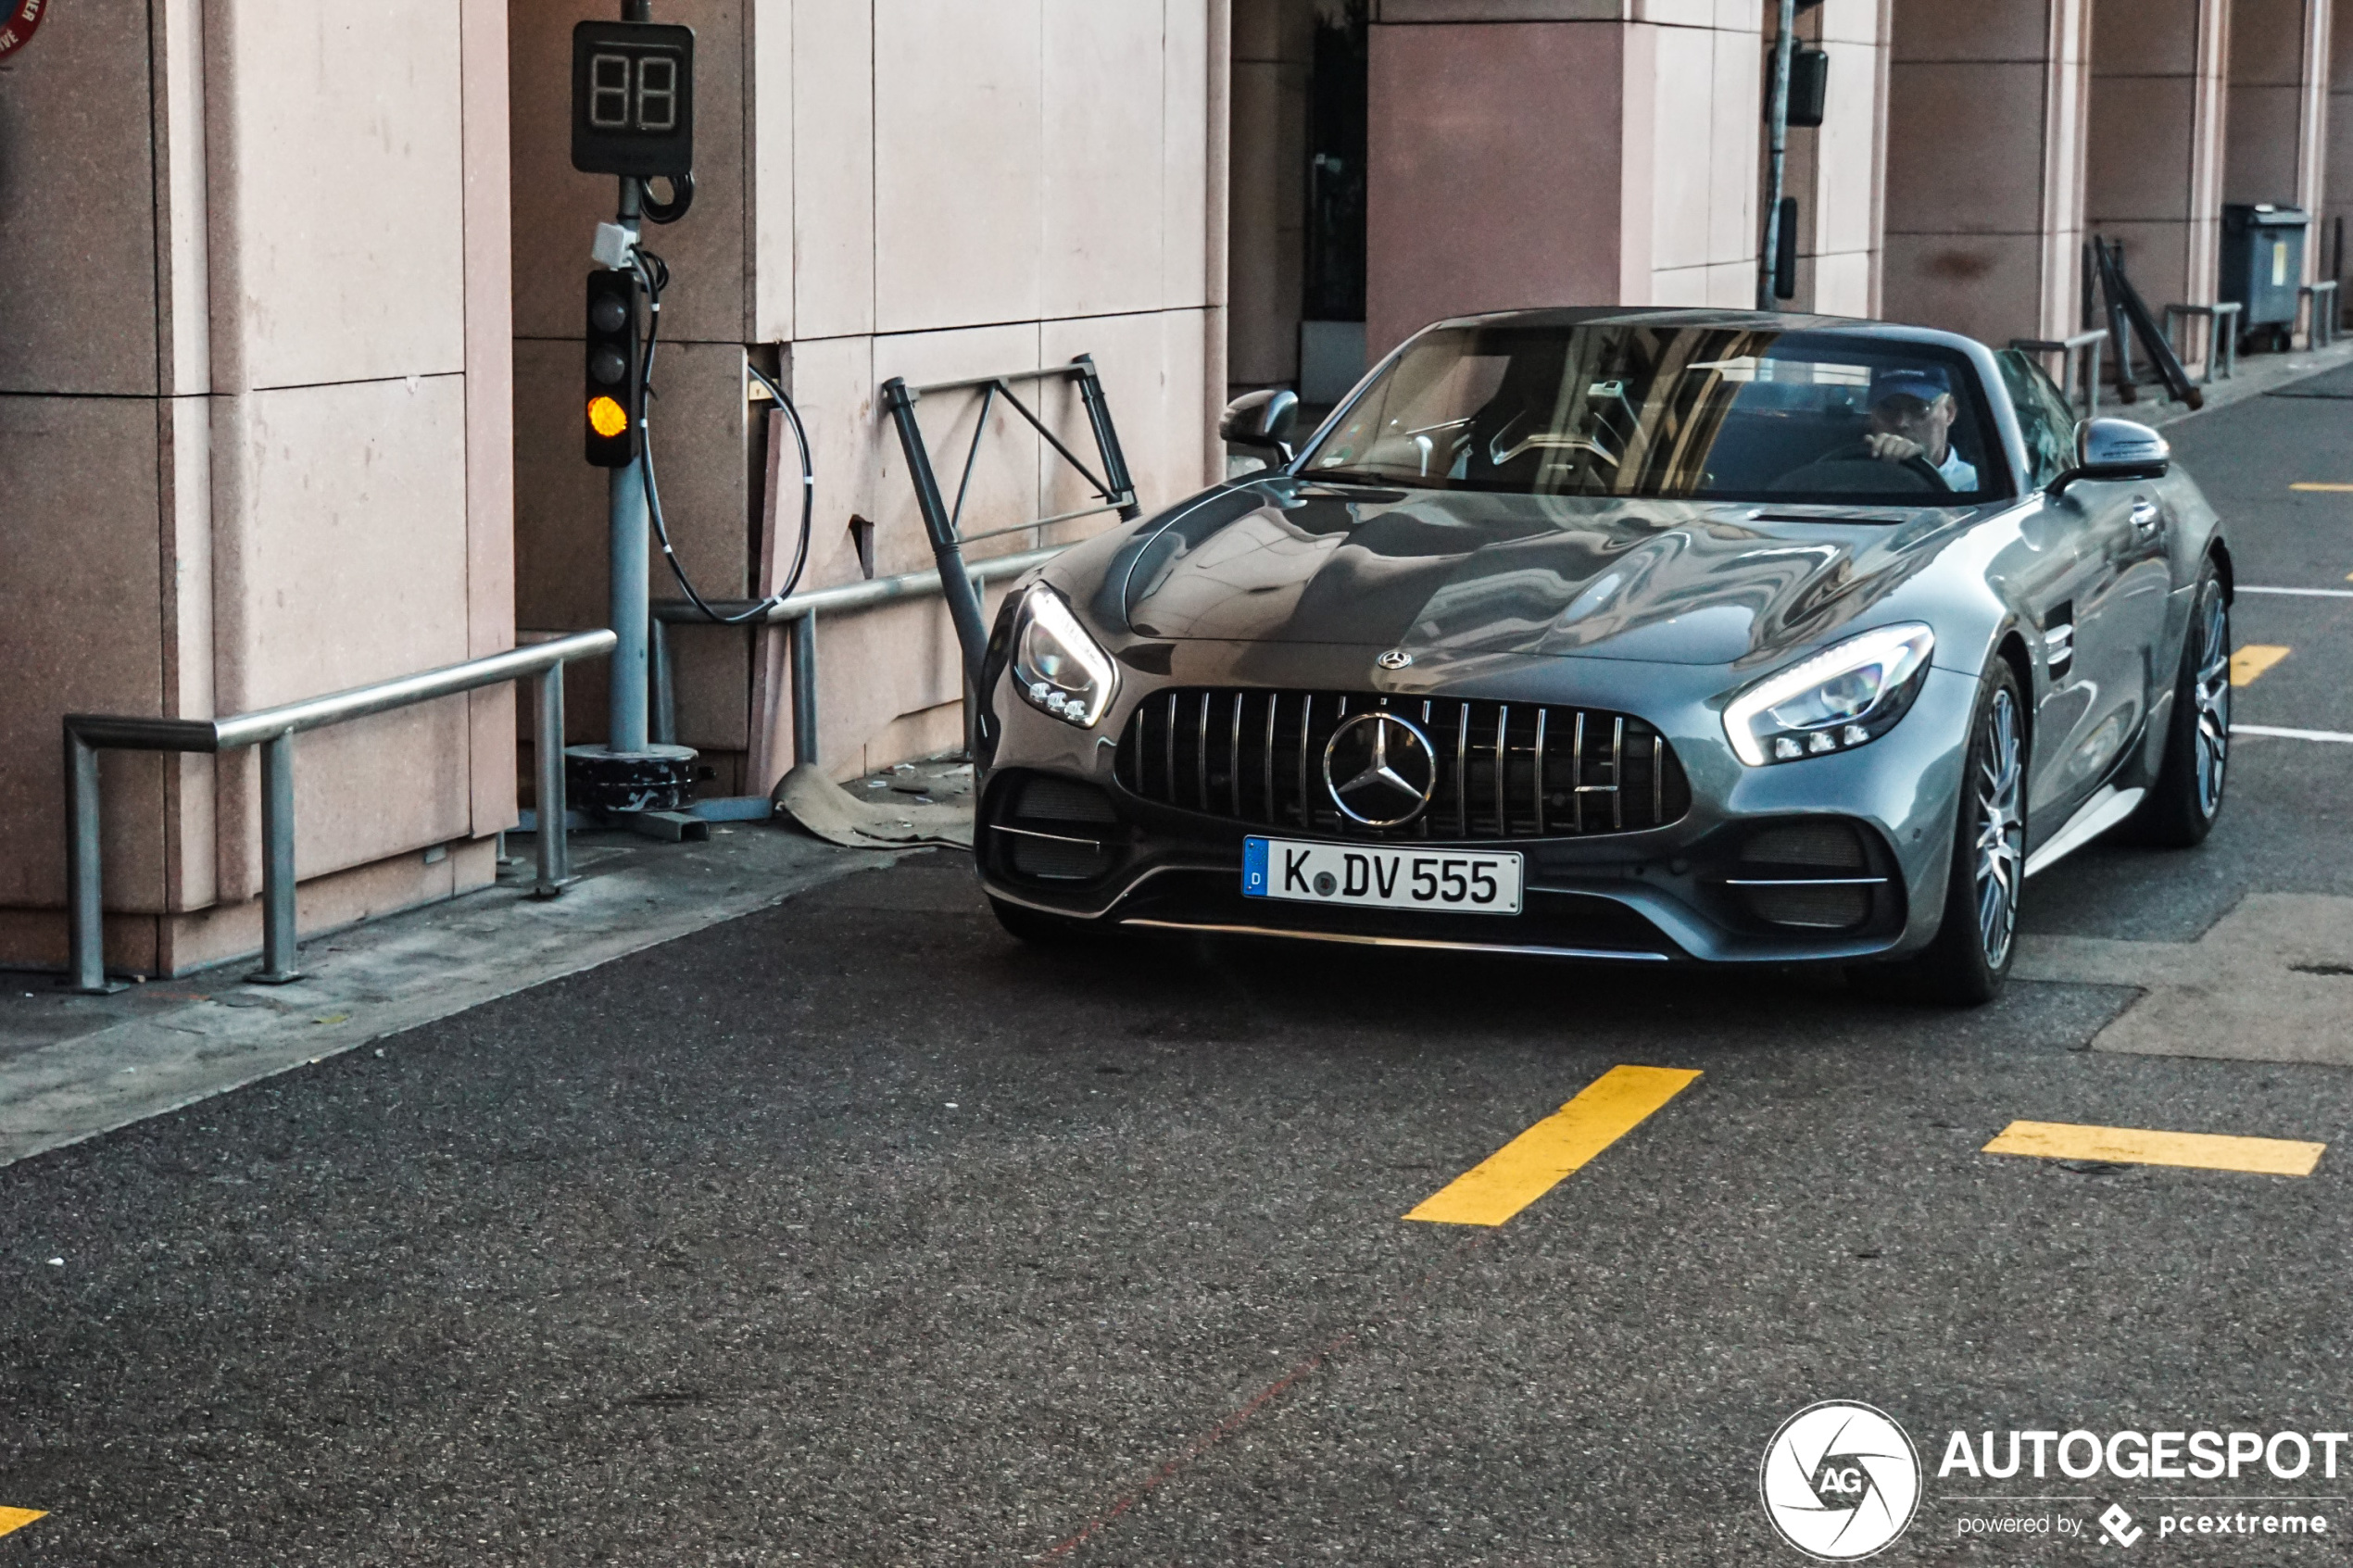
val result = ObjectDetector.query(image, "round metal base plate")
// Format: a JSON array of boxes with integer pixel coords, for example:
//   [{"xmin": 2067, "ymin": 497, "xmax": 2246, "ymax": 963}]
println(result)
[{"xmin": 564, "ymin": 744, "xmax": 698, "ymax": 815}]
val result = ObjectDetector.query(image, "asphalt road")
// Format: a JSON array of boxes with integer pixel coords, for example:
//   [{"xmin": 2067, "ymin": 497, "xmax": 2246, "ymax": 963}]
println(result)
[{"xmin": 5, "ymin": 384, "xmax": 2353, "ymax": 1566}]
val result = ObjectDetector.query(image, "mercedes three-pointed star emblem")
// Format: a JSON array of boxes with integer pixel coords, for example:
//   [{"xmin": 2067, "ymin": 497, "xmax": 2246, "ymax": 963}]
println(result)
[{"xmin": 1322, "ymin": 711, "xmax": 1439, "ymax": 828}]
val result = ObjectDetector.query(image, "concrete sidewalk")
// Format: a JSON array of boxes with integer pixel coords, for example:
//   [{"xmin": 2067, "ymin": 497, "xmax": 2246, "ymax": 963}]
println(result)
[
  {"xmin": 0, "ymin": 822, "xmax": 899, "ymax": 1168},
  {"xmin": 2131, "ymin": 331, "xmax": 2353, "ymax": 427}
]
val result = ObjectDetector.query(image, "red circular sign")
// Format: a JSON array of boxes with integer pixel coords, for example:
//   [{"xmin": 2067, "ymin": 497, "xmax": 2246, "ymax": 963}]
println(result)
[{"xmin": 0, "ymin": 0, "xmax": 48, "ymax": 61}]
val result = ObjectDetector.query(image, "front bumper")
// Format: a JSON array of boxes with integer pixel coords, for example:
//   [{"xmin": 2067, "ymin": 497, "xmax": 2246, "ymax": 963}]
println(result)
[{"xmin": 975, "ymin": 642, "xmax": 1980, "ymax": 965}]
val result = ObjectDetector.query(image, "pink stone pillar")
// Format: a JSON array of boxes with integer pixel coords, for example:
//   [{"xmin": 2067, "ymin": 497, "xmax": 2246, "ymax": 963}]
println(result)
[
  {"xmin": 2228, "ymin": 0, "xmax": 2335, "ymax": 310},
  {"xmin": 2086, "ymin": 0, "xmax": 2229, "ymax": 369},
  {"xmin": 2322, "ymin": 0, "xmax": 2353, "ymax": 307},
  {"xmin": 1883, "ymin": 0, "xmax": 2094, "ymax": 345},
  {"xmin": 1365, "ymin": 4, "xmax": 1761, "ymax": 360}
]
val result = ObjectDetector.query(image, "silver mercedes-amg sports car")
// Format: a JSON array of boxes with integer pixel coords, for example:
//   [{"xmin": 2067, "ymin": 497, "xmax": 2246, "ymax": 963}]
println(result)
[{"xmin": 972, "ymin": 307, "xmax": 2233, "ymax": 1003}]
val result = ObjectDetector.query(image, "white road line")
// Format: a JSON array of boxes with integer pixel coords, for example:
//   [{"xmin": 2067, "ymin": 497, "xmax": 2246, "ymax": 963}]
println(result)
[
  {"xmin": 2240, "ymin": 585, "xmax": 2353, "ymax": 598},
  {"xmin": 2233, "ymin": 723, "xmax": 2353, "ymax": 744}
]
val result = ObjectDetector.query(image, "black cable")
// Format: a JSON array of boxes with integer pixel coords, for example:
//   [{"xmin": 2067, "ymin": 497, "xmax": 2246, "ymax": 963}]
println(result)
[
  {"xmin": 639, "ymin": 174, "xmax": 695, "ymax": 225},
  {"xmin": 630, "ymin": 245, "xmax": 817, "ymax": 626}
]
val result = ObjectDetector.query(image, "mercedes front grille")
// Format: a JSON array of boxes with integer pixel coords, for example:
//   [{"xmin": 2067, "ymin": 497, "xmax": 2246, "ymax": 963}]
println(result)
[{"xmin": 1113, "ymin": 688, "xmax": 1691, "ymax": 840}]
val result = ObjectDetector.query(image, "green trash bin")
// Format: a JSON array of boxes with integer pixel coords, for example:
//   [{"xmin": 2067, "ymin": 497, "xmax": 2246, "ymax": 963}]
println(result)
[{"xmin": 2221, "ymin": 204, "xmax": 2309, "ymax": 350}]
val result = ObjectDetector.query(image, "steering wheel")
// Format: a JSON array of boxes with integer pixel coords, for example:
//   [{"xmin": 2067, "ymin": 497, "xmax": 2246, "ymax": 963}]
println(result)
[{"xmin": 1773, "ymin": 441, "xmax": 1945, "ymax": 496}]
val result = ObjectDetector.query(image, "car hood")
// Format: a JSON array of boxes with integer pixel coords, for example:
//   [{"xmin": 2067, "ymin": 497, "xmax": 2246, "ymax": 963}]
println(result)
[{"xmin": 1101, "ymin": 478, "xmax": 1982, "ymax": 668}]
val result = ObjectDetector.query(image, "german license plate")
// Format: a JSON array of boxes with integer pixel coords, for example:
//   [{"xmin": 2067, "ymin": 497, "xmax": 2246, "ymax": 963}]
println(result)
[{"xmin": 1242, "ymin": 836, "xmax": 1524, "ymax": 915}]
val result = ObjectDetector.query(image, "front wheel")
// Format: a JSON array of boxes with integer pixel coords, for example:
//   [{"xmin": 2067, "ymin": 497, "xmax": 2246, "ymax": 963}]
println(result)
[
  {"xmin": 1856, "ymin": 660, "xmax": 2027, "ymax": 1006},
  {"xmin": 2122, "ymin": 566, "xmax": 2229, "ymax": 847}
]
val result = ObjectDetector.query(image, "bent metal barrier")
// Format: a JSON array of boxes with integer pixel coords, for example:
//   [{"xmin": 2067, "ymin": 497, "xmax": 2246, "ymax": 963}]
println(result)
[
  {"xmin": 650, "ymin": 356, "xmax": 1141, "ymax": 768},
  {"xmin": 651, "ymin": 544, "xmax": 1065, "ymax": 768},
  {"xmin": 62, "ymin": 629, "xmax": 618, "ymax": 995}
]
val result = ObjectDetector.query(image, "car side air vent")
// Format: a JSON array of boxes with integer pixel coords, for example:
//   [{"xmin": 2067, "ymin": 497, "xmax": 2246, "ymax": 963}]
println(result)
[
  {"xmin": 985, "ymin": 771, "xmax": 1122, "ymax": 885},
  {"xmin": 1740, "ymin": 822, "xmax": 1869, "ymax": 872},
  {"xmin": 1018, "ymin": 774, "xmax": 1120, "ymax": 824},
  {"xmin": 1730, "ymin": 820, "xmax": 1883, "ymax": 931}
]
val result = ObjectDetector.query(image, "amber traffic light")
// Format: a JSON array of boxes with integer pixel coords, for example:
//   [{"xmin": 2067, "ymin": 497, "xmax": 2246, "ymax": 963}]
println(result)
[{"xmin": 584, "ymin": 268, "xmax": 644, "ymax": 467}]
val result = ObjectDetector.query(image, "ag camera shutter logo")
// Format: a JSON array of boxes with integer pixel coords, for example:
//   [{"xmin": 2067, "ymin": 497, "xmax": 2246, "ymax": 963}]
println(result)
[{"xmin": 1760, "ymin": 1401, "xmax": 1922, "ymax": 1560}]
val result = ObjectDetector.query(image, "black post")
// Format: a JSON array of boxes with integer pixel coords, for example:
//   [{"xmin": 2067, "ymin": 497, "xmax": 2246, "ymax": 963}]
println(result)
[
  {"xmin": 881, "ymin": 377, "xmax": 991, "ymax": 687},
  {"xmin": 1070, "ymin": 356, "xmax": 1141, "ymax": 520},
  {"xmin": 1772, "ymin": 197, "xmax": 1799, "ymax": 301}
]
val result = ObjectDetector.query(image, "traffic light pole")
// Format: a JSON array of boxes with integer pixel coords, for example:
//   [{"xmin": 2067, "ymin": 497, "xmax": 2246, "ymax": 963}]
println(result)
[
  {"xmin": 607, "ymin": 176, "xmax": 650, "ymax": 756},
  {"xmin": 561, "ymin": 0, "xmax": 700, "ymax": 822}
]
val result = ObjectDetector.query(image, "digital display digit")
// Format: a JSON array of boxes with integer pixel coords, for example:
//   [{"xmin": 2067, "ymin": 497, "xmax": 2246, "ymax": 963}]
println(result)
[
  {"xmin": 635, "ymin": 56, "xmax": 678, "ymax": 133},
  {"xmin": 572, "ymin": 22, "xmax": 696, "ymax": 179},
  {"xmin": 588, "ymin": 54, "xmax": 632, "ymax": 130}
]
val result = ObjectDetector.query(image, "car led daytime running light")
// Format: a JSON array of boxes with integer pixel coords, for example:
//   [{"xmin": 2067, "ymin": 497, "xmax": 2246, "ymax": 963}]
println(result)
[
  {"xmin": 1012, "ymin": 584, "xmax": 1119, "ymax": 729},
  {"xmin": 1724, "ymin": 623, "xmax": 1936, "ymax": 766}
]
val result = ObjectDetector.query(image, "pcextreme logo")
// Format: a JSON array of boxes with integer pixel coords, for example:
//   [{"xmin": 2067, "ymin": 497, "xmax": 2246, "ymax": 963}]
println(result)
[{"xmin": 1760, "ymin": 1401, "xmax": 1923, "ymax": 1561}]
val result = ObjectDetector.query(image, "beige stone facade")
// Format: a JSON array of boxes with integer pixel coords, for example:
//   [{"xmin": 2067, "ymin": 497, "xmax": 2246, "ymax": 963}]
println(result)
[{"xmin": 1, "ymin": 0, "xmax": 2346, "ymax": 976}]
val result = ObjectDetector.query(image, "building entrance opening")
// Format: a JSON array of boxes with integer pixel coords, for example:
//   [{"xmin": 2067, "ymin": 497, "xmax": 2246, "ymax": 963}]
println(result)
[{"xmin": 1229, "ymin": 0, "xmax": 1369, "ymax": 428}]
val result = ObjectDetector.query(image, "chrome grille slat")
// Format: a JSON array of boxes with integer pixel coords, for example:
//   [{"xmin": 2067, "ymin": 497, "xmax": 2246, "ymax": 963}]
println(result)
[
  {"xmin": 1196, "ymin": 691, "xmax": 1211, "ymax": 809},
  {"xmin": 1610, "ymin": 716, "xmax": 1625, "ymax": 831},
  {"xmin": 1571, "ymin": 711, "xmax": 1587, "ymax": 834},
  {"xmin": 1228, "ymin": 692, "xmax": 1244, "ymax": 818},
  {"xmin": 1114, "ymin": 688, "xmax": 1690, "ymax": 842},
  {"xmin": 1532, "ymin": 709, "xmax": 1548, "ymax": 836},
  {"xmin": 1493, "ymin": 705, "xmax": 1509, "ymax": 837},
  {"xmin": 1454, "ymin": 704, "xmax": 1470, "ymax": 837},
  {"xmin": 1263, "ymin": 692, "xmax": 1277, "ymax": 821},
  {"xmin": 1297, "ymin": 695, "xmax": 1314, "ymax": 829}
]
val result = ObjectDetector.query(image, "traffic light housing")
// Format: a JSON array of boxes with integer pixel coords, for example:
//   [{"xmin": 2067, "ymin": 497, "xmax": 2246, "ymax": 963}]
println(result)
[{"xmin": 585, "ymin": 268, "xmax": 644, "ymax": 467}]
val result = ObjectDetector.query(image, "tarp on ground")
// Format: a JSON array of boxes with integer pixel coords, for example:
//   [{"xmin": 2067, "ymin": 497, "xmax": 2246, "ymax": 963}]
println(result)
[{"xmin": 772, "ymin": 766, "xmax": 974, "ymax": 850}]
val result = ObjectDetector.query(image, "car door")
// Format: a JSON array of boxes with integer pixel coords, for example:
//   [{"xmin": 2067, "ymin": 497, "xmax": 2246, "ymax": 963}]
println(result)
[{"xmin": 1992, "ymin": 352, "xmax": 2145, "ymax": 823}]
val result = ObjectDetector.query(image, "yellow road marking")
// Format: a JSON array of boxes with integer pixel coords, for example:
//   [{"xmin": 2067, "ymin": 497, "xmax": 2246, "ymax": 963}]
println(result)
[
  {"xmin": 0, "ymin": 1510, "xmax": 45, "ymax": 1538},
  {"xmin": 1405, "ymin": 1065, "xmax": 1701, "ymax": 1226},
  {"xmin": 1984, "ymin": 1121, "xmax": 2324, "ymax": 1176},
  {"xmin": 2292, "ymin": 482, "xmax": 2353, "ymax": 492},
  {"xmin": 2231, "ymin": 645, "xmax": 2290, "ymax": 685}
]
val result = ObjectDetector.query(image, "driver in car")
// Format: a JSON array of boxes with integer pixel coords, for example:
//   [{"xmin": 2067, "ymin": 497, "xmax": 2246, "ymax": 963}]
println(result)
[{"xmin": 1863, "ymin": 368, "xmax": 1977, "ymax": 492}]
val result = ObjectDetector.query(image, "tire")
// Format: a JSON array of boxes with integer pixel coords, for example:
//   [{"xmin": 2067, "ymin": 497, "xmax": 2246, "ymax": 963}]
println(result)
[
  {"xmin": 1855, "ymin": 659, "xmax": 2028, "ymax": 1007},
  {"xmin": 2121, "ymin": 565, "xmax": 2230, "ymax": 847},
  {"xmin": 988, "ymin": 896, "xmax": 1092, "ymax": 947}
]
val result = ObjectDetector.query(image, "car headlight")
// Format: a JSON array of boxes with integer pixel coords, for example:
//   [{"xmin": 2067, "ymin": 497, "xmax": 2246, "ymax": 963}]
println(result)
[
  {"xmin": 1724, "ymin": 623, "xmax": 1935, "ymax": 766},
  {"xmin": 1011, "ymin": 584, "xmax": 1119, "ymax": 728}
]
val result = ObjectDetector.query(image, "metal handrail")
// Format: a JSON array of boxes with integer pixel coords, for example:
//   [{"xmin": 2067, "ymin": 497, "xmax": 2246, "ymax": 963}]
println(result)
[
  {"xmin": 2010, "ymin": 329, "xmax": 2107, "ymax": 416},
  {"xmin": 62, "ymin": 628, "xmax": 617, "ymax": 993},
  {"xmin": 650, "ymin": 544, "xmax": 1067, "ymax": 770}
]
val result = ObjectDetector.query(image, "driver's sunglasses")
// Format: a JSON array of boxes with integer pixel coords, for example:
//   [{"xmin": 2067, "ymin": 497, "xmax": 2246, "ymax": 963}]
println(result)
[{"xmin": 1870, "ymin": 394, "xmax": 1936, "ymax": 418}]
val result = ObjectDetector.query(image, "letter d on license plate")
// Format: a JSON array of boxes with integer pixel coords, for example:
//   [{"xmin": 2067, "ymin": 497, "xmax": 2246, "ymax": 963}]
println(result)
[{"xmin": 1243, "ymin": 836, "xmax": 1523, "ymax": 915}]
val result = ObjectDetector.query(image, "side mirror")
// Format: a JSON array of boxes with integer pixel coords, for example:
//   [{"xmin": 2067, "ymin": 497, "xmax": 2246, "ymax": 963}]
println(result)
[
  {"xmin": 1219, "ymin": 388, "xmax": 1300, "ymax": 464},
  {"xmin": 2049, "ymin": 417, "xmax": 2170, "ymax": 495}
]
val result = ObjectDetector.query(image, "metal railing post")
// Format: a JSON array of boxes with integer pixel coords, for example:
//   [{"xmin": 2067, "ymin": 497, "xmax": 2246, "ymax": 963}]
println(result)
[
  {"xmin": 64, "ymin": 728, "xmax": 113, "ymax": 994},
  {"xmin": 791, "ymin": 611, "xmax": 820, "ymax": 767},
  {"xmin": 1070, "ymin": 356, "xmax": 1141, "ymax": 520},
  {"xmin": 534, "ymin": 665, "xmax": 574, "ymax": 897},
  {"xmin": 248, "ymin": 729, "xmax": 302, "ymax": 984}
]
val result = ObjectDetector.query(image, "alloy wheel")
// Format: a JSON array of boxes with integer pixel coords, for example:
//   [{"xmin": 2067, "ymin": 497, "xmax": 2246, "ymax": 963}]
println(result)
[
  {"xmin": 1973, "ymin": 688, "xmax": 2025, "ymax": 969},
  {"xmin": 2192, "ymin": 591, "xmax": 2231, "ymax": 819}
]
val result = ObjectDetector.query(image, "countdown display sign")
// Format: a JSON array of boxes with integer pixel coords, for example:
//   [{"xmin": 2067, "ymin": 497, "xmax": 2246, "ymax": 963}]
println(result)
[
  {"xmin": 571, "ymin": 20, "xmax": 696, "ymax": 180},
  {"xmin": 0, "ymin": 0, "xmax": 50, "ymax": 61}
]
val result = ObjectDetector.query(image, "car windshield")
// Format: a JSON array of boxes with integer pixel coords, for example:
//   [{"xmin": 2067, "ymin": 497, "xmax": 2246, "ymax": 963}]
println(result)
[{"xmin": 1300, "ymin": 320, "xmax": 2008, "ymax": 505}]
